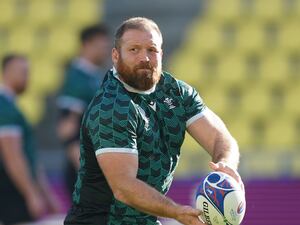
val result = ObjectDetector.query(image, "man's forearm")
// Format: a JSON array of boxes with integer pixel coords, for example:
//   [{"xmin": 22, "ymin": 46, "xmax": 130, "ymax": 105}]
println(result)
[
  {"xmin": 0, "ymin": 136, "xmax": 38, "ymax": 200},
  {"xmin": 114, "ymin": 176, "xmax": 181, "ymax": 220},
  {"xmin": 3, "ymin": 150, "xmax": 38, "ymax": 199},
  {"xmin": 212, "ymin": 134, "xmax": 239, "ymax": 170}
]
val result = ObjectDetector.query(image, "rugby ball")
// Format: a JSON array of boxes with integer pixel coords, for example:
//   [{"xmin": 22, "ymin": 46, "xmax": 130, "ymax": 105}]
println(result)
[{"xmin": 195, "ymin": 172, "xmax": 246, "ymax": 225}]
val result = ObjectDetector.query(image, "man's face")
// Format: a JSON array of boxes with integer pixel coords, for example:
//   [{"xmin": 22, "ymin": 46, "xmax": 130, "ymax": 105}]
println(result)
[
  {"xmin": 86, "ymin": 35, "xmax": 111, "ymax": 65},
  {"xmin": 112, "ymin": 29, "xmax": 163, "ymax": 91},
  {"xmin": 6, "ymin": 58, "xmax": 29, "ymax": 95}
]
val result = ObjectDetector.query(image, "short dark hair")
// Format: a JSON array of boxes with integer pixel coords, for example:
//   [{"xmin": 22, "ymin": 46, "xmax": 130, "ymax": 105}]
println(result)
[
  {"xmin": 2, "ymin": 54, "xmax": 26, "ymax": 73},
  {"xmin": 80, "ymin": 24, "xmax": 109, "ymax": 44},
  {"xmin": 114, "ymin": 17, "xmax": 163, "ymax": 49}
]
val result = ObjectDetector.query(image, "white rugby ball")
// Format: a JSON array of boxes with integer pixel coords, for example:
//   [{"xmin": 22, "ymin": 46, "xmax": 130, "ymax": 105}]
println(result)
[{"xmin": 195, "ymin": 172, "xmax": 246, "ymax": 225}]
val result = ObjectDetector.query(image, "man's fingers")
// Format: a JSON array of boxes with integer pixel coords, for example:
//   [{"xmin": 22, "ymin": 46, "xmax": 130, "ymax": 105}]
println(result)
[
  {"xmin": 184, "ymin": 206, "xmax": 202, "ymax": 216},
  {"xmin": 209, "ymin": 161, "xmax": 218, "ymax": 170},
  {"xmin": 209, "ymin": 161, "xmax": 244, "ymax": 192}
]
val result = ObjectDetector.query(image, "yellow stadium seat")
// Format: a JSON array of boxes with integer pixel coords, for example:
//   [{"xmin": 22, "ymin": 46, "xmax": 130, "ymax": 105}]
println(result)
[
  {"xmin": 260, "ymin": 53, "xmax": 288, "ymax": 85},
  {"xmin": 237, "ymin": 21, "xmax": 264, "ymax": 53},
  {"xmin": 26, "ymin": 0, "xmax": 55, "ymax": 26},
  {"xmin": 217, "ymin": 53, "xmax": 245, "ymax": 85},
  {"xmin": 47, "ymin": 27, "xmax": 78, "ymax": 60},
  {"xmin": 8, "ymin": 26, "xmax": 35, "ymax": 53},
  {"xmin": 188, "ymin": 20, "xmax": 223, "ymax": 54},
  {"xmin": 0, "ymin": 28, "xmax": 10, "ymax": 54},
  {"xmin": 30, "ymin": 59, "xmax": 63, "ymax": 95},
  {"xmin": 0, "ymin": 1, "xmax": 15, "ymax": 26},
  {"xmin": 241, "ymin": 84, "xmax": 271, "ymax": 116},
  {"xmin": 264, "ymin": 115, "xmax": 294, "ymax": 150},
  {"xmin": 281, "ymin": 0, "xmax": 300, "ymax": 17},
  {"xmin": 254, "ymin": 0, "xmax": 282, "ymax": 21},
  {"xmin": 286, "ymin": 51, "xmax": 300, "ymax": 83},
  {"xmin": 242, "ymin": 51, "xmax": 263, "ymax": 82},
  {"xmin": 67, "ymin": 0, "xmax": 102, "ymax": 26},
  {"xmin": 205, "ymin": 0, "xmax": 241, "ymax": 21},
  {"xmin": 169, "ymin": 49, "xmax": 203, "ymax": 86},
  {"xmin": 18, "ymin": 93, "xmax": 45, "ymax": 125},
  {"xmin": 226, "ymin": 115, "xmax": 254, "ymax": 149},
  {"xmin": 201, "ymin": 86, "xmax": 228, "ymax": 116},
  {"xmin": 279, "ymin": 21, "xmax": 300, "ymax": 52},
  {"xmin": 285, "ymin": 87, "xmax": 300, "ymax": 116}
]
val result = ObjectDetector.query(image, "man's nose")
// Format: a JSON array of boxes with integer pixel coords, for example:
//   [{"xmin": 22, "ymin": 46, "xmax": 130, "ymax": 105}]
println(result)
[{"xmin": 138, "ymin": 50, "xmax": 150, "ymax": 62}]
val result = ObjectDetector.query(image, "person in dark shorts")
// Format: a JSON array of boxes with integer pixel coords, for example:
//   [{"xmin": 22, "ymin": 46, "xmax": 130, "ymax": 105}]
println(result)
[{"xmin": 64, "ymin": 17, "xmax": 244, "ymax": 225}]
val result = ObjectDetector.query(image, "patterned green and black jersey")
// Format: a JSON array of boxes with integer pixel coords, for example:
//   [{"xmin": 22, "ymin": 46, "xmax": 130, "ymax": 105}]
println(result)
[
  {"xmin": 73, "ymin": 69, "xmax": 207, "ymax": 225},
  {"xmin": 0, "ymin": 90, "xmax": 37, "ymax": 178}
]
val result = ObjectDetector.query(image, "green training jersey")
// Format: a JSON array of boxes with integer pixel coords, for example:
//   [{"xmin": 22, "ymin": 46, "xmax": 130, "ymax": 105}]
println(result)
[
  {"xmin": 0, "ymin": 89, "xmax": 37, "ymax": 178},
  {"xmin": 57, "ymin": 58, "xmax": 106, "ymax": 114},
  {"xmin": 72, "ymin": 69, "xmax": 207, "ymax": 225}
]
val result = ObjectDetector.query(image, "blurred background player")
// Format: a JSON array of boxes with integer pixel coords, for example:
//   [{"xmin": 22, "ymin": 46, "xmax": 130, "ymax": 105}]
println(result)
[
  {"xmin": 0, "ymin": 54, "xmax": 60, "ymax": 225},
  {"xmin": 56, "ymin": 23, "xmax": 111, "ymax": 198}
]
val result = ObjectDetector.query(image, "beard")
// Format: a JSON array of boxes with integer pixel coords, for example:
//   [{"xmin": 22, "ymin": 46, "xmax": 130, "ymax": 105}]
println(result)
[{"xmin": 116, "ymin": 57, "xmax": 161, "ymax": 91}]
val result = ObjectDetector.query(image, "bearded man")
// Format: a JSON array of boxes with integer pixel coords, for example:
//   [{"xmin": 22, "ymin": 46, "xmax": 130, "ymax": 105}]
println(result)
[{"xmin": 64, "ymin": 17, "xmax": 243, "ymax": 225}]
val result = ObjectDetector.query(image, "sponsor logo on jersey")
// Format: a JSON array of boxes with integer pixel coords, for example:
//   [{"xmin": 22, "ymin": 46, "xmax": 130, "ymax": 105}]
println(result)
[{"xmin": 149, "ymin": 101, "xmax": 156, "ymax": 111}]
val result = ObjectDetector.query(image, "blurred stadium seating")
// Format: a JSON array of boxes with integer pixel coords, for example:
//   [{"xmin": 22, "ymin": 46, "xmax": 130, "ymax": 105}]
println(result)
[
  {"xmin": 0, "ymin": 0, "xmax": 104, "ymax": 124},
  {"xmin": 1, "ymin": 0, "xmax": 300, "ymax": 224},
  {"xmin": 169, "ymin": 0, "xmax": 300, "ymax": 177}
]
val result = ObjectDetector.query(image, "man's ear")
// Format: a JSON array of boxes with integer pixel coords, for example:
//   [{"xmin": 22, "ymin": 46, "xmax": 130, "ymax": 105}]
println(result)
[{"xmin": 112, "ymin": 48, "xmax": 119, "ymax": 65}]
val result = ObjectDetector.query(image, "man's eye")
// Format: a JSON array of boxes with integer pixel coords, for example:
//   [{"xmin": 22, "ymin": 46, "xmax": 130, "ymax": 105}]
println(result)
[
  {"xmin": 130, "ymin": 48, "xmax": 137, "ymax": 52},
  {"xmin": 149, "ymin": 48, "xmax": 158, "ymax": 53}
]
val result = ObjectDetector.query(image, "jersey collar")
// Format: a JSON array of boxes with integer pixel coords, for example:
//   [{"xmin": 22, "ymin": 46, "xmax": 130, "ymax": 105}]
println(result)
[
  {"xmin": 112, "ymin": 67, "xmax": 156, "ymax": 95},
  {"xmin": 74, "ymin": 57, "xmax": 102, "ymax": 76}
]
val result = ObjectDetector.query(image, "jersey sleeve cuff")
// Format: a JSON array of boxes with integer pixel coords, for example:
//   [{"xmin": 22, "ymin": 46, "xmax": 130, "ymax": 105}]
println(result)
[
  {"xmin": 186, "ymin": 107, "xmax": 208, "ymax": 128},
  {"xmin": 0, "ymin": 125, "xmax": 22, "ymax": 137},
  {"xmin": 95, "ymin": 147, "xmax": 138, "ymax": 156},
  {"xmin": 56, "ymin": 96, "xmax": 86, "ymax": 114}
]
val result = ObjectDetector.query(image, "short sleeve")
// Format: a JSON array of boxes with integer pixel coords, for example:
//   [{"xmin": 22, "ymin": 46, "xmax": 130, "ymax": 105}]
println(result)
[
  {"xmin": 0, "ymin": 110, "xmax": 22, "ymax": 137},
  {"xmin": 178, "ymin": 80, "xmax": 207, "ymax": 127},
  {"xmin": 56, "ymin": 69, "xmax": 87, "ymax": 114},
  {"xmin": 90, "ymin": 99, "xmax": 139, "ymax": 156}
]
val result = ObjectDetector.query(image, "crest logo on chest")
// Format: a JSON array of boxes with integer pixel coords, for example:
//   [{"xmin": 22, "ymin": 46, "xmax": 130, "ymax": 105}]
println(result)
[{"xmin": 163, "ymin": 97, "xmax": 176, "ymax": 109}]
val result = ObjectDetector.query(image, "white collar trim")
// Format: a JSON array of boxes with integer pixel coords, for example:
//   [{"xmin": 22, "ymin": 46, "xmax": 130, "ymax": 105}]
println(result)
[{"xmin": 74, "ymin": 57, "xmax": 100, "ymax": 75}]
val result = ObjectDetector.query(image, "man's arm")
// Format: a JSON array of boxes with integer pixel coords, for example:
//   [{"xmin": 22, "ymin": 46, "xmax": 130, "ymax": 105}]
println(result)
[
  {"xmin": 187, "ymin": 108, "xmax": 243, "ymax": 186},
  {"xmin": 97, "ymin": 153, "xmax": 206, "ymax": 225},
  {"xmin": 0, "ymin": 134, "xmax": 46, "ymax": 219},
  {"xmin": 56, "ymin": 111, "xmax": 81, "ymax": 169}
]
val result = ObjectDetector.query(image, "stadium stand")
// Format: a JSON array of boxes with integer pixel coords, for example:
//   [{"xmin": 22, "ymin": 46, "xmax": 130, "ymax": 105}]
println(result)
[
  {"xmin": 0, "ymin": 0, "xmax": 104, "ymax": 124},
  {"xmin": 169, "ymin": 0, "xmax": 300, "ymax": 154}
]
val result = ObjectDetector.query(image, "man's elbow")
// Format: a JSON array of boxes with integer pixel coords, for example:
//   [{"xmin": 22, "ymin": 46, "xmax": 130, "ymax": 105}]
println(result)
[{"xmin": 113, "ymin": 187, "xmax": 131, "ymax": 205}]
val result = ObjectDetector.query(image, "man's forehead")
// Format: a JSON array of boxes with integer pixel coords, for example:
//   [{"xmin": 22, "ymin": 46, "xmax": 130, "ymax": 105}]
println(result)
[{"xmin": 121, "ymin": 29, "xmax": 162, "ymax": 47}]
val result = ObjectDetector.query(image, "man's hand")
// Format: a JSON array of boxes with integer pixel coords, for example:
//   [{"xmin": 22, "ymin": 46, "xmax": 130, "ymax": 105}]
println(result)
[
  {"xmin": 175, "ymin": 205, "xmax": 207, "ymax": 225},
  {"xmin": 209, "ymin": 161, "xmax": 245, "ymax": 192},
  {"xmin": 25, "ymin": 190, "xmax": 47, "ymax": 220}
]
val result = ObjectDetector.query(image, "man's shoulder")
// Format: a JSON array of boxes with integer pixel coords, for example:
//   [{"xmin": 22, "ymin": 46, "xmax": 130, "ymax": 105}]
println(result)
[
  {"xmin": 160, "ymin": 71, "xmax": 193, "ymax": 94},
  {"xmin": 90, "ymin": 74, "xmax": 137, "ymax": 113},
  {"xmin": 0, "ymin": 95, "xmax": 16, "ymax": 113},
  {"xmin": 0, "ymin": 96, "xmax": 20, "ymax": 124}
]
